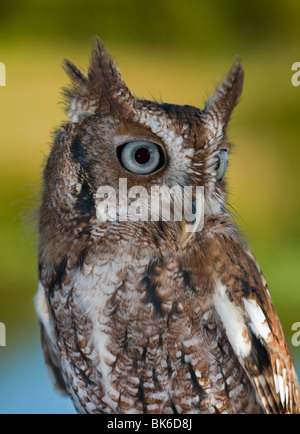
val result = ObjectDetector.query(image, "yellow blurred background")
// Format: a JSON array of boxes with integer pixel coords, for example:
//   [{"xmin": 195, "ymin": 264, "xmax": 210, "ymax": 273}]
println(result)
[{"xmin": 0, "ymin": 0, "xmax": 299, "ymax": 413}]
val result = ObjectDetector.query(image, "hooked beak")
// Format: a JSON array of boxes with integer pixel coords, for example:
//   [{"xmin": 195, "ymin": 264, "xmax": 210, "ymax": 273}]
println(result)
[{"xmin": 180, "ymin": 192, "xmax": 204, "ymax": 246}]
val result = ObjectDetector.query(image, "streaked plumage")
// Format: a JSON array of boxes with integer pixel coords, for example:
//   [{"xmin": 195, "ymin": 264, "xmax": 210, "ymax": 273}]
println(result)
[{"xmin": 36, "ymin": 38, "xmax": 300, "ymax": 414}]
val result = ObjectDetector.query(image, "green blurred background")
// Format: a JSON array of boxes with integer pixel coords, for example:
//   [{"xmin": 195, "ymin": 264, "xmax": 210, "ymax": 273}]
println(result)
[{"xmin": 0, "ymin": 0, "xmax": 299, "ymax": 414}]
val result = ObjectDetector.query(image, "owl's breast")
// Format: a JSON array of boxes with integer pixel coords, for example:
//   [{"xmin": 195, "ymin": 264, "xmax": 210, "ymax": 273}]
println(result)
[{"xmin": 42, "ymin": 247, "xmax": 260, "ymax": 414}]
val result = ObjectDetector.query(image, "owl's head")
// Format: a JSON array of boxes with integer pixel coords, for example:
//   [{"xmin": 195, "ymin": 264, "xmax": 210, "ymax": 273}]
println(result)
[{"xmin": 41, "ymin": 38, "xmax": 244, "ymax": 256}]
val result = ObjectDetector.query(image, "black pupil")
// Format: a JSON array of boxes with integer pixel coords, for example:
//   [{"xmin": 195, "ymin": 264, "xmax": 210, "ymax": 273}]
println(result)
[{"xmin": 134, "ymin": 147, "xmax": 151, "ymax": 165}]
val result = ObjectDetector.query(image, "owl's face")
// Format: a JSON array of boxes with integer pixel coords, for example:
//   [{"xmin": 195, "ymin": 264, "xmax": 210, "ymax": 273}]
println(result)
[{"xmin": 40, "ymin": 39, "xmax": 243, "ymax": 259}]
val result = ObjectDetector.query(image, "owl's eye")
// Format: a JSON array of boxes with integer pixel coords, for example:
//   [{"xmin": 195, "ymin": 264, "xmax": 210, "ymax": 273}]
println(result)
[
  {"xmin": 119, "ymin": 141, "xmax": 164, "ymax": 175},
  {"xmin": 216, "ymin": 150, "xmax": 228, "ymax": 181}
]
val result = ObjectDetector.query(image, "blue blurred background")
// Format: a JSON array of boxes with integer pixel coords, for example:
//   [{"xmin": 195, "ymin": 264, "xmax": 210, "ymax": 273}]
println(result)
[{"xmin": 0, "ymin": 0, "xmax": 299, "ymax": 414}]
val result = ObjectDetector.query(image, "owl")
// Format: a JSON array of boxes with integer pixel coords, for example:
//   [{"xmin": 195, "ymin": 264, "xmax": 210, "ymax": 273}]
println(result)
[{"xmin": 35, "ymin": 38, "xmax": 300, "ymax": 414}]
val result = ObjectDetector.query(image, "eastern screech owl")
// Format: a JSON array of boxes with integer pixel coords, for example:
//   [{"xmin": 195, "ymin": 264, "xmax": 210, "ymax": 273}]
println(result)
[{"xmin": 35, "ymin": 38, "xmax": 300, "ymax": 414}]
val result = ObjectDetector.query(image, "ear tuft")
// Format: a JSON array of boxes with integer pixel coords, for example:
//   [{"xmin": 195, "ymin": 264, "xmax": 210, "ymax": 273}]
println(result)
[
  {"xmin": 62, "ymin": 37, "xmax": 135, "ymax": 122},
  {"xmin": 205, "ymin": 61, "xmax": 244, "ymax": 128},
  {"xmin": 88, "ymin": 36, "xmax": 120, "ymax": 83},
  {"xmin": 62, "ymin": 59, "xmax": 88, "ymax": 89}
]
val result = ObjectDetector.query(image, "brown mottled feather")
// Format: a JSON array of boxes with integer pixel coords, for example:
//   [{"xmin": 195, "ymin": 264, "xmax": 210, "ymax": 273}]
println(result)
[
  {"xmin": 40, "ymin": 323, "xmax": 67, "ymax": 396},
  {"xmin": 210, "ymin": 237, "xmax": 300, "ymax": 414}
]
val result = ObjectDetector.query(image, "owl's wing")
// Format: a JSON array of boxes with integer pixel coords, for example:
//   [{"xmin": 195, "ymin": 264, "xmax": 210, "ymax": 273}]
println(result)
[
  {"xmin": 213, "ymin": 244, "xmax": 300, "ymax": 414},
  {"xmin": 36, "ymin": 282, "xmax": 67, "ymax": 396},
  {"xmin": 40, "ymin": 322, "xmax": 68, "ymax": 396}
]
